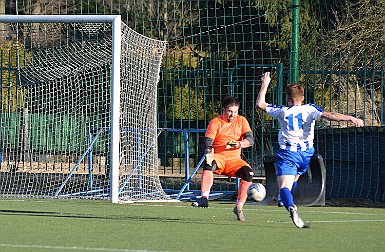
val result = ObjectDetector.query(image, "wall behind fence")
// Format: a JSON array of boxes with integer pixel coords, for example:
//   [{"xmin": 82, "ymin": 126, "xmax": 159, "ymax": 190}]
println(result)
[{"xmin": 316, "ymin": 127, "xmax": 385, "ymax": 203}]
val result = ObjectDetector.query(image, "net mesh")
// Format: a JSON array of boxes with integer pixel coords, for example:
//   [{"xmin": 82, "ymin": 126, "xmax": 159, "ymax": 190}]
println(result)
[{"xmin": 0, "ymin": 20, "xmax": 170, "ymax": 202}]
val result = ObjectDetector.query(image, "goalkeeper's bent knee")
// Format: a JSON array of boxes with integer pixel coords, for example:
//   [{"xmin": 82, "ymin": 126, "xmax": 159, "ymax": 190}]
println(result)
[
  {"xmin": 235, "ymin": 166, "xmax": 254, "ymax": 182},
  {"xmin": 203, "ymin": 161, "xmax": 217, "ymax": 171}
]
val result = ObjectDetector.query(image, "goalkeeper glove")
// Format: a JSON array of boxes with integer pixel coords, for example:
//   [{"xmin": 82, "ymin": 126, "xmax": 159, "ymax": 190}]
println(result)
[{"xmin": 225, "ymin": 140, "xmax": 241, "ymax": 149}]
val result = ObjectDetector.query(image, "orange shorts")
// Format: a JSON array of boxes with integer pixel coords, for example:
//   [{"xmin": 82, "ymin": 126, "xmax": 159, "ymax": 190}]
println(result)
[{"xmin": 213, "ymin": 154, "xmax": 251, "ymax": 177}]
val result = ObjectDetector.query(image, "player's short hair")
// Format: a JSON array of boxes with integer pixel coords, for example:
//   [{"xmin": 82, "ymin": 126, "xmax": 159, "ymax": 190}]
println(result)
[
  {"xmin": 286, "ymin": 84, "xmax": 304, "ymax": 100},
  {"xmin": 222, "ymin": 96, "xmax": 240, "ymax": 109}
]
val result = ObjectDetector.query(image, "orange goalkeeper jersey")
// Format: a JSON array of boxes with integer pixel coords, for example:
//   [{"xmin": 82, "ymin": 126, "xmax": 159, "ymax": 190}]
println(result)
[{"xmin": 205, "ymin": 115, "xmax": 252, "ymax": 176}]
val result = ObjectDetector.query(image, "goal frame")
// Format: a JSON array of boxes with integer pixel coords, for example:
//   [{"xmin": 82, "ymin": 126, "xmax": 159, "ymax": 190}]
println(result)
[{"xmin": 0, "ymin": 15, "xmax": 122, "ymax": 204}]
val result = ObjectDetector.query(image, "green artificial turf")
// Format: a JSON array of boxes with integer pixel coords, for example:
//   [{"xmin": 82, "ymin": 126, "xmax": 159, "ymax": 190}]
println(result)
[{"xmin": 0, "ymin": 198, "xmax": 384, "ymax": 252}]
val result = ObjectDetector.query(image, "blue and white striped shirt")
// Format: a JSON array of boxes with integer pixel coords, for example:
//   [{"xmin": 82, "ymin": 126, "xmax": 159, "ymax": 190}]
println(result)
[{"xmin": 266, "ymin": 103, "xmax": 324, "ymax": 152}]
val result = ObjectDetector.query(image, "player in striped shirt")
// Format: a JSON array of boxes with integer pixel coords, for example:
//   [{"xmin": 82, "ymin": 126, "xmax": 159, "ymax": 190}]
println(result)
[{"xmin": 256, "ymin": 72, "xmax": 364, "ymax": 228}]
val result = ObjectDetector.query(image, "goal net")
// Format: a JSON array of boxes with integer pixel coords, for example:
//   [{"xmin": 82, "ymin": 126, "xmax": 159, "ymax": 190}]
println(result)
[{"xmin": 0, "ymin": 15, "xmax": 171, "ymax": 203}]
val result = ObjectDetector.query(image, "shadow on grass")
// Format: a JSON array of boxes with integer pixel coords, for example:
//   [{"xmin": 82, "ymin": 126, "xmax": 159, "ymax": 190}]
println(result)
[{"xmin": 0, "ymin": 209, "xmax": 269, "ymax": 227}]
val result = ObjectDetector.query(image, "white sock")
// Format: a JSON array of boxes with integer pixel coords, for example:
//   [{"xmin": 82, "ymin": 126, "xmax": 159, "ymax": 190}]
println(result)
[{"xmin": 201, "ymin": 191, "xmax": 210, "ymax": 198}]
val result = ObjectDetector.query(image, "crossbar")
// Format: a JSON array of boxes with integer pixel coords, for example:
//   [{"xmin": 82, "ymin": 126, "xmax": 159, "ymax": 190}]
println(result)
[{"xmin": 0, "ymin": 15, "xmax": 120, "ymax": 23}]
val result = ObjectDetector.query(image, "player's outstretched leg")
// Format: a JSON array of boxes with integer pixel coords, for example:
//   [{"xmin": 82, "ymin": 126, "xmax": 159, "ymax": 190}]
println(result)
[
  {"xmin": 280, "ymin": 187, "xmax": 309, "ymax": 228},
  {"xmin": 289, "ymin": 205, "xmax": 305, "ymax": 228}
]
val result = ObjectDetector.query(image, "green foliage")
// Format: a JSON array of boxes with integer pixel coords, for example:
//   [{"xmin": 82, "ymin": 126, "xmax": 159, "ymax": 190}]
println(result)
[
  {"xmin": 163, "ymin": 43, "xmax": 216, "ymax": 120},
  {"xmin": 168, "ymin": 85, "xmax": 205, "ymax": 120},
  {"xmin": 255, "ymin": 0, "xmax": 322, "ymax": 60},
  {"xmin": 163, "ymin": 43, "xmax": 210, "ymax": 71},
  {"xmin": 167, "ymin": 84, "xmax": 220, "ymax": 121},
  {"xmin": 0, "ymin": 40, "xmax": 31, "ymax": 112}
]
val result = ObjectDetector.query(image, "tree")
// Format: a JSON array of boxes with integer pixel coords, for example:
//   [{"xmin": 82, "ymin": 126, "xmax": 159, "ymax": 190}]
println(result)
[
  {"xmin": 313, "ymin": 0, "xmax": 385, "ymax": 126},
  {"xmin": 326, "ymin": 0, "xmax": 384, "ymax": 56},
  {"xmin": 167, "ymin": 84, "xmax": 205, "ymax": 120},
  {"xmin": 163, "ymin": 43, "xmax": 218, "ymax": 121},
  {"xmin": 254, "ymin": 0, "xmax": 323, "ymax": 61},
  {"xmin": 1, "ymin": 40, "xmax": 32, "ymax": 112}
]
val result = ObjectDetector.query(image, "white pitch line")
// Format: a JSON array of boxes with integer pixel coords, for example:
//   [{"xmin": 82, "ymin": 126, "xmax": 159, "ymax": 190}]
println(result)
[
  {"xmin": 305, "ymin": 210, "xmax": 380, "ymax": 216},
  {"xmin": 310, "ymin": 219, "xmax": 385, "ymax": 223},
  {"xmin": 0, "ymin": 243, "xmax": 169, "ymax": 252},
  {"xmin": 267, "ymin": 219, "xmax": 385, "ymax": 224}
]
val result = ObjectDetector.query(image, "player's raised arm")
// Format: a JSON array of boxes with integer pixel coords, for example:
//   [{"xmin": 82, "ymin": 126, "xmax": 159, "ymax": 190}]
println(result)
[
  {"xmin": 256, "ymin": 72, "xmax": 271, "ymax": 111},
  {"xmin": 321, "ymin": 111, "xmax": 364, "ymax": 127}
]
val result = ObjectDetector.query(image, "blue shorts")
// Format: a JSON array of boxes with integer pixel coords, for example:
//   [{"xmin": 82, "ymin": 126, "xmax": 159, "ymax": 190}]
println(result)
[{"xmin": 275, "ymin": 148, "xmax": 315, "ymax": 176}]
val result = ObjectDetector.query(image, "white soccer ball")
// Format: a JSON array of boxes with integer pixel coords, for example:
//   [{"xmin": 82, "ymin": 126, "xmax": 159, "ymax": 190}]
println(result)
[{"xmin": 247, "ymin": 183, "xmax": 266, "ymax": 202}]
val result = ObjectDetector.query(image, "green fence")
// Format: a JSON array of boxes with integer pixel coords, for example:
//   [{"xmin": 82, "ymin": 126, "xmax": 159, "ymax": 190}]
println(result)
[
  {"xmin": 0, "ymin": 0, "xmax": 384, "ymax": 202},
  {"xmin": 0, "ymin": 112, "xmax": 107, "ymax": 152}
]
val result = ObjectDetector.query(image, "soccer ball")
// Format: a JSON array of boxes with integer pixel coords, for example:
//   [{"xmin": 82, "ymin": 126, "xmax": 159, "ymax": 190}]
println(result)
[{"xmin": 247, "ymin": 183, "xmax": 266, "ymax": 202}]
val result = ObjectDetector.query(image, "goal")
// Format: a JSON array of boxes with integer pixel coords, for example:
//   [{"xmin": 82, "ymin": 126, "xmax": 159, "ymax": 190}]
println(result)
[{"xmin": 0, "ymin": 15, "xmax": 171, "ymax": 203}]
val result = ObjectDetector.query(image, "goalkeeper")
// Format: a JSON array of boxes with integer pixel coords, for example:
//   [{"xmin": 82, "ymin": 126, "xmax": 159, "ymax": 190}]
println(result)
[{"xmin": 192, "ymin": 96, "xmax": 254, "ymax": 222}]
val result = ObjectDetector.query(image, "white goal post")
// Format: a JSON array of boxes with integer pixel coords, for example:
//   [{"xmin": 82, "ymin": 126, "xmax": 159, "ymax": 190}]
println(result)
[{"xmin": 0, "ymin": 15, "xmax": 171, "ymax": 203}]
